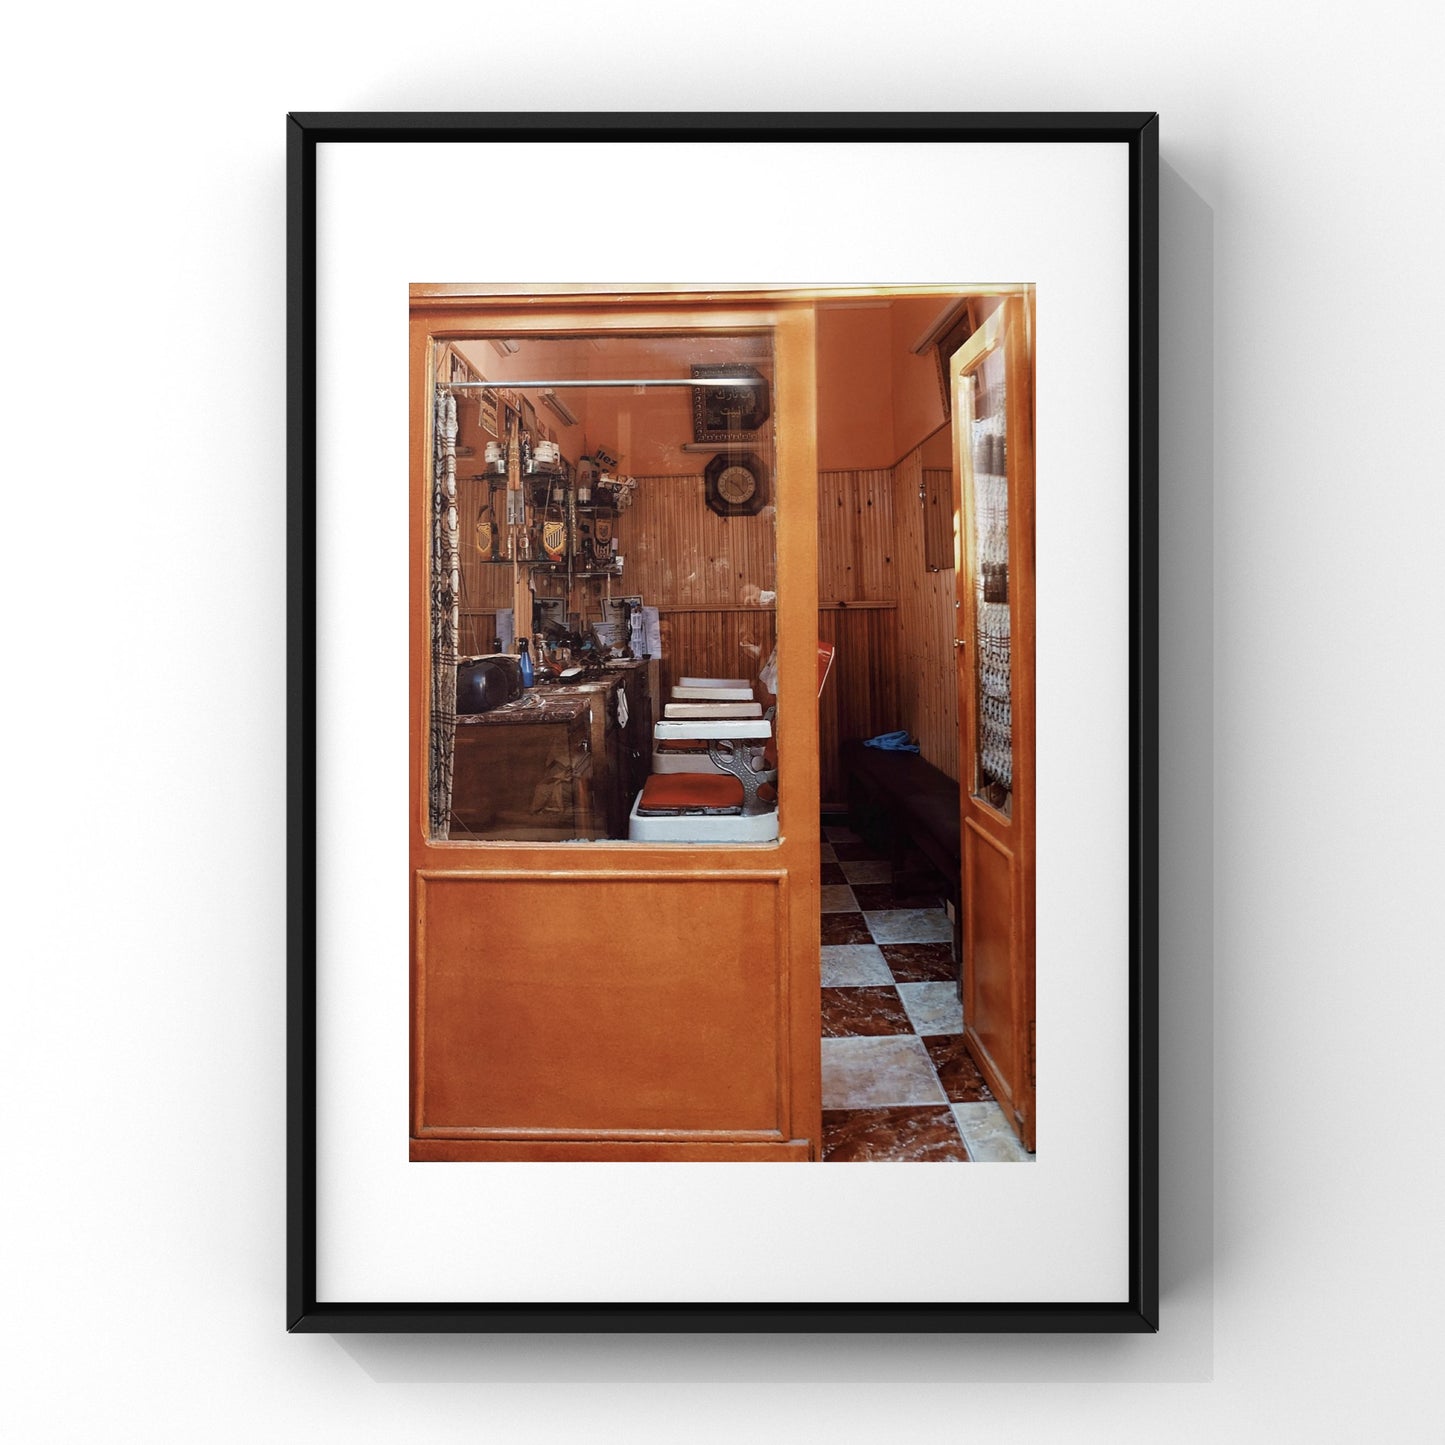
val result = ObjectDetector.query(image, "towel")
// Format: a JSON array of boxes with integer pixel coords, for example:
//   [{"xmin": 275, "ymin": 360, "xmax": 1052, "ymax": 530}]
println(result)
[{"xmin": 863, "ymin": 730, "xmax": 920, "ymax": 753}]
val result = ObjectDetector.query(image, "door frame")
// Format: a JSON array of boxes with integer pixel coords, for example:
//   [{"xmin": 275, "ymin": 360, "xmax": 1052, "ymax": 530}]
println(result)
[{"xmin": 407, "ymin": 291, "xmax": 822, "ymax": 1160}]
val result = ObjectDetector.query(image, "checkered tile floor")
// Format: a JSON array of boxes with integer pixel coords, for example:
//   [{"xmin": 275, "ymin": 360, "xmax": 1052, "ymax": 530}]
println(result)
[{"xmin": 819, "ymin": 823, "xmax": 1035, "ymax": 1163}]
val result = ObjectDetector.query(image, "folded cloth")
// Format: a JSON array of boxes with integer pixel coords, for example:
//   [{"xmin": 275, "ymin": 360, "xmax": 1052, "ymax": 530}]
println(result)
[{"xmin": 864, "ymin": 730, "xmax": 921, "ymax": 753}]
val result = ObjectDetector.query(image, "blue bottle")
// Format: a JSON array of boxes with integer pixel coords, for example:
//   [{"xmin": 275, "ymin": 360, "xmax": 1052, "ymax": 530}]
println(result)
[{"xmin": 517, "ymin": 637, "xmax": 534, "ymax": 688}]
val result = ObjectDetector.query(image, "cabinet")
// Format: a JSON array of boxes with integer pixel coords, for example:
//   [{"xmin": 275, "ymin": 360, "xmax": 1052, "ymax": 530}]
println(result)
[
  {"xmin": 597, "ymin": 657, "xmax": 658, "ymax": 834},
  {"xmin": 450, "ymin": 659, "xmax": 658, "ymax": 841},
  {"xmin": 452, "ymin": 702, "xmax": 591, "ymax": 841}
]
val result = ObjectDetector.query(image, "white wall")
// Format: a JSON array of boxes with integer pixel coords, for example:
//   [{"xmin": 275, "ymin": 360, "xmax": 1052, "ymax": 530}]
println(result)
[{"xmin": 5, "ymin": 2, "xmax": 1442, "ymax": 1441}]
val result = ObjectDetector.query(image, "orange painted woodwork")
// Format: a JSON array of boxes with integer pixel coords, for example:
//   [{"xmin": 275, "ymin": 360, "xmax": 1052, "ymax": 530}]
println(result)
[
  {"xmin": 409, "ymin": 293, "xmax": 821, "ymax": 1164},
  {"xmin": 951, "ymin": 294, "xmax": 1037, "ymax": 1152},
  {"xmin": 415, "ymin": 872, "xmax": 793, "ymax": 1139}
]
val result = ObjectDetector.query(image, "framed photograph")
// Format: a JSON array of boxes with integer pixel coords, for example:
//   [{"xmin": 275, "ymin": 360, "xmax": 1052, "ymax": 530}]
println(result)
[
  {"xmin": 288, "ymin": 112, "xmax": 1158, "ymax": 1332},
  {"xmin": 478, "ymin": 387, "xmax": 498, "ymax": 440}
]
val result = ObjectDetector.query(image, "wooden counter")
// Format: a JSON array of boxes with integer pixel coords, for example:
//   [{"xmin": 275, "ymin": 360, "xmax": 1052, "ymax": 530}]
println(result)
[{"xmin": 450, "ymin": 659, "xmax": 658, "ymax": 841}]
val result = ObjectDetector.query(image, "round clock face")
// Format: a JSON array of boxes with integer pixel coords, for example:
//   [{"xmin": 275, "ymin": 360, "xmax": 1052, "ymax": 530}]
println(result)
[
  {"xmin": 716, "ymin": 464, "xmax": 757, "ymax": 504},
  {"xmin": 704, "ymin": 451, "xmax": 767, "ymax": 516}
]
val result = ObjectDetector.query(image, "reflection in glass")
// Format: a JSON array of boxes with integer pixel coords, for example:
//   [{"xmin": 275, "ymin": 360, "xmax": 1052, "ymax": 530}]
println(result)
[
  {"xmin": 971, "ymin": 348, "xmax": 1012, "ymax": 815},
  {"xmin": 429, "ymin": 331, "xmax": 778, "ymax": 844}
]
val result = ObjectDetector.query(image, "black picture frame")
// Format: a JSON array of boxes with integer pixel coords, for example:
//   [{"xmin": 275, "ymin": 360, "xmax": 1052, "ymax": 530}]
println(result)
[
  {"xmin": 692, "ymin": 362, "xmax": 771, "ymax": 443},
  {"xmin": 288, "ymin": 111, "xmax": 1159, "ymax": 1334}
]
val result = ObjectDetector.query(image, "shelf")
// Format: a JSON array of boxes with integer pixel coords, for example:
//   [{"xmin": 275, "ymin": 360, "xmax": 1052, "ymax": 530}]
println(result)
[{"xmin": 525, "ymin": 563, "xmax": 623, "ymax": 579}]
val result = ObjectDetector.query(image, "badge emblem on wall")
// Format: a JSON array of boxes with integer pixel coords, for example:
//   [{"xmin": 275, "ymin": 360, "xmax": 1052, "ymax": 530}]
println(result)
[{"xmin": 542, "ymin": 518, "xmax": 567, "ymax": 561}]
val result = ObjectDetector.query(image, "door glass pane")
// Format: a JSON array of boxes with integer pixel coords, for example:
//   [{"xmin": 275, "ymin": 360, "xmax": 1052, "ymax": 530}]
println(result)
[
  {"xmin": 970, "ymin": 347, "xmax": 1011, "ymax": 815},
  {"xmin": 429, "ymin": 330, "xmax": 779, "ymax": 845}
]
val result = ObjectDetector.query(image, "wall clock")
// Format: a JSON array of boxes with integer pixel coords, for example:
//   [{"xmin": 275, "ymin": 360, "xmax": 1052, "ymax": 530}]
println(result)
[{"xmin": 704, "ymin": 452, "xmax": 768, "ymax": 517}]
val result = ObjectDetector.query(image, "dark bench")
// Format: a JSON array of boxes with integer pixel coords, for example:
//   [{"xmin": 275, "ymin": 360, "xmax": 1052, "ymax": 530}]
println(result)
[{"xmin": 841, "ymin": 739, "xmax": 962, "ymax": 960}]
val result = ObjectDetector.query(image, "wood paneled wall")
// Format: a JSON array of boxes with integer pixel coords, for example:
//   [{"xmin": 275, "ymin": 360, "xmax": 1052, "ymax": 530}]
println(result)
[
  {"xmin": 614, "ymin": 473, "xmax": 779, "ymax": 699},
  {"xmin": 619, "ymin": 474, "xmax": 777, "ymax": 607},
  {"xmin": 891, "ymin": 449, "xmax": 960, "ymax": 781},
  {"xmin": 449, "ymin": 452, "xmax": 955, "ymax": 809},
  {"xmin": 609, "ymin": 467, "xmax": 914, "ymax": 810},
  {"xmin": 818, "ymin": 604, "xmax": 900, "ymax": 811},
  {"xmin": 818, "ymin": 468, "xmax": 897, "ymax": 605},
  {"xmin": 816, "ymin": 469, "xmax": 903, "ymax": 810},
  {"xmin": 454, "ymin": 395, "xmax": 514, "ymax": 654},
  {"xmin": 921, "ymin": 465, "xmax": 955, "ymax": 572},
  {"xmin": 656, "ymin": 609, "xmax": 777, "ymax": 701}
]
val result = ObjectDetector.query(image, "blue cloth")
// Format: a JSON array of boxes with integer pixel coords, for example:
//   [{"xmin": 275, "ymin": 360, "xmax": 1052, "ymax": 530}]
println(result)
[{"xmin": 863, "ymin": 730, "xmax": 920, "ymax": 753}]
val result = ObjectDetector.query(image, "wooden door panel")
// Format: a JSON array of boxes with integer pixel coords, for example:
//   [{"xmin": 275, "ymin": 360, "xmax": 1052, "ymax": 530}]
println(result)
[
  {"xmin": 961, "ymin": 820, "xmax": 1020, "ymax": 1112},
  {"xmin": 416, "ymin": 871, "xmax": 792, "ymax": 1139},
  {"xmin": 951, "ymin": 293, "xmax": 1036, "ymax": 1152}
]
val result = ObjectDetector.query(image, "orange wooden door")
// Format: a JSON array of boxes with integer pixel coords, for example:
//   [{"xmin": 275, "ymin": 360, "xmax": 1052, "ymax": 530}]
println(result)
[
  {"xmin": 408, "ymin": 294, "xmax": 821, "ymax": 1162},
  {"xmin": 951, "ymin": 296, "xmax": 1036, "ymax": 1152}
]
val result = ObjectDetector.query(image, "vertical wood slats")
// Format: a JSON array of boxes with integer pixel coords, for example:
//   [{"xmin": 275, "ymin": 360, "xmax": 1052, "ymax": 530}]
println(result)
[
  {"xmin": 656, "ymin": 609, "xmax": 778, "ymax": 703},
  {"xmin": 892, "ymin": 448, "xmax": 960, "ymax": 781},
  {"xmin": 614, "ymin": 473, "xmax": 779, "ymax": 712},
  {"xmin": 921, "ymin": 466, "xmax": 954, "ymax": 573},
  {"xmin": 454, "ymin": 379, "xmax": 514, "ymax": 658},
  {"xmin": 817, "ymin": 605, "xmax": 901, "ymax": 810},
  {"xmin": 815, "ymin": 469, "xmax": 901, "ymax": 808},
  {"xmin": 817, "ymin": 469, "xmax": 897, "ymax": 605},
  {"xmin": 452, "ymin": 458, "xmax": 953, "ymax": 806},
  {"xmin": 618, "ymin": 474, "xmax": 777, "ymax": 607},
  {"xmin": 457, "ymin": 609, "xmax": 501, "ymax": 657}
]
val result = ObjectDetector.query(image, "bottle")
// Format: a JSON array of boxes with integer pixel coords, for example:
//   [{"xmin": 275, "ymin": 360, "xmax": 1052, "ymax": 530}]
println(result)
[
  {"xmin": 517, "ymin": 637, "xmax": 534, "ymax": 688},
  {"xmin": 533, "ymin": 637, "xmax": 558, "ymax": 682}
]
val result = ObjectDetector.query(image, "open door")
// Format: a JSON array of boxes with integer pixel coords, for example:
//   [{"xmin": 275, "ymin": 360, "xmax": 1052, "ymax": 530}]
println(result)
[{"xmin": 951, "ymin": 294, "xmax": 1036, "ymax": 1152}]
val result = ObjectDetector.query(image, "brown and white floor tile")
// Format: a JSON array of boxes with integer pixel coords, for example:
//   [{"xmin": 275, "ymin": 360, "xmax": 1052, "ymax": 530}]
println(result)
[
  {"xmin": 853, "ymin": 884, "xmax": 943, "ymax": 913},
  {"xmin": 849, "ymin": 882, "xmax": 903, "ymax": 911},
  {"xmin": 822, "ymin": 1106, "xmax": 971, "ymax": 1162},
  {"xmin": 951, "ymin": 1102, "xmax": 1036, "ymax": 1162},
  {"xmin": 816, "ymin": 822, "xmax": 1029, "ymax": 1162},
  {"xmin": 820, "ymin": 911, "xmax": 872, "ymax": 945},
  {"xmin": 839, "ymin": 859, "xmax": 893, "ymax": 885},
  {"xmin": 922, "ymin": 1035, "xmax": 995, "ymax": 1102},
  {"xmin": 820, "ymin": 943, "xmax": 894, "ymax": 987},
  {"xmin": 881, "ymin": 942, "xmax": 956, "ymax": 983},
  {"xmin": 864, "ymin": 907, "xmax": 952, "ymax": 944},
  {"xmin": 820, "ymin": 1035, "xmax": 948, "ymax": 1108},
  {"xmin": 820, "ymin": 986, "xmax": 912, "ymax": 1037},
  {"xmin": 897, "ymin": 980, "xmax": 965, "ymax": 1036}
]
